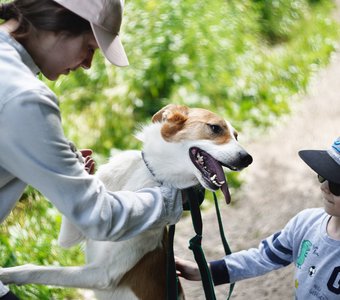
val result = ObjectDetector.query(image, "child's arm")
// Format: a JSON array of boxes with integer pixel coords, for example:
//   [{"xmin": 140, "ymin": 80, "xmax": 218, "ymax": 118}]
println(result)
[
  {"xmin": 176, "ymin": 220, "xmax": 297, "ymax": 285},
  {"xmin": 210, "ymin": 229, "xmax": 294, "ymax": 285}
]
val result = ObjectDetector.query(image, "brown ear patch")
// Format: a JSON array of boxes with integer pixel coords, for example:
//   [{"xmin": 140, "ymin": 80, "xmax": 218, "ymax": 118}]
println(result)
[
  {"xmin": 151, "ymin": 104, "xmax": 190, "ymax": 141},
  {"xmin": 161, "ymin": 111, "xmax": 188, "ymax": 141},
  {"xmin": 152, "ymin": 109, "xmax": 165, "ymax": 123},
  {"xmin": 152, "ymin": 104, "xmax": 189, "ymax": 123}
]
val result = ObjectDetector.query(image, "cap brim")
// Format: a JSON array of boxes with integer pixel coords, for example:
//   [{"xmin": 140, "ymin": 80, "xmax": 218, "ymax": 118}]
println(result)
[
  {"xmin": 91, "ymin": 23, "xmax": 129, "ymax": 67},
  {"xmin": 299, "ymin": 150, "xmax": 340, "ymax": 184}
]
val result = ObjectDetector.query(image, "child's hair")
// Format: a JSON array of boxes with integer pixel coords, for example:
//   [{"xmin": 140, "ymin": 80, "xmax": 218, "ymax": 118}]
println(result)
[{"xmin": 0, "ymin": 0, "xmax": 91, "ymax": 39}]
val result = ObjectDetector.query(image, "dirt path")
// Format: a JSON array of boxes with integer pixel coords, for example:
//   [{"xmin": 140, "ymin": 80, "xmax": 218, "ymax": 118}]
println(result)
[{"xmin": 174, "ymin": 6, "xmax": 340, "ymax": 300}]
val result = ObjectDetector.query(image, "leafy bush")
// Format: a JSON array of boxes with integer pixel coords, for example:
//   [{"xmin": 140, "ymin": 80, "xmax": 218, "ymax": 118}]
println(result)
[
  {"xmin": 0, "ymin": 189, "xmax": 84, "ymax": 299},
  {"xmin": 49, "ymin": 0, "xmax": 339, "ymax": 155}
]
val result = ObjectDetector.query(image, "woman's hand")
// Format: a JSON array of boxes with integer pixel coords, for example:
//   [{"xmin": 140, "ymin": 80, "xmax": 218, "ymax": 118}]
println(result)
[
  {"xmin": 175, "ymin": 257, "xmax": 202, "ymax": 281},
  {"xmin": 80, "ymin": 149, "xmax": 95, "ymax": 174}
]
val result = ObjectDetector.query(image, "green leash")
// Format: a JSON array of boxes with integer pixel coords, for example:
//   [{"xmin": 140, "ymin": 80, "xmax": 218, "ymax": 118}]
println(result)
[
  {"xmin": 166, "ymin": 188, "xmax": 235, "ymax": 300},
  {"xmin": 187, "ymin": 187, "xmax": 216, "ymax": 300},
  {"xmin": 167, "ymin": 224, "xmax": 179, "ymax": 300},
  {"xmin": 213, "ymin": 192, "xmax": 235, "ymax": 300}
]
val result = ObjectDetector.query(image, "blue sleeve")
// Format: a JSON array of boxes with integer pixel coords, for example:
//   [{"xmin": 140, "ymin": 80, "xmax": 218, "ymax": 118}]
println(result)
[
  {"xmin": 210, "ymin": 214, "xmax": 299, "ymax": 284},
  {"xmin": 210, "ymin": 259, "xmax": 230, "ymax": 285}
]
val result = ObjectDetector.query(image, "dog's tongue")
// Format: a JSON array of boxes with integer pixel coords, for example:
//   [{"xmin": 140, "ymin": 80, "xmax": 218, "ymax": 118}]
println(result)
[
  {"xmin": 190, "ymin": 147, "xmax": 232, "ymax": 204},
  {"xmin": 203, "ymin": 152, "xmax": 231, "ymax": 204},
  {"xmin": 214, "ymin": 169, "xmax": 231, "ymax": 204},
  {"xmin": 220, "ymin": 181, "xmax": 231, "ymax": 204}
]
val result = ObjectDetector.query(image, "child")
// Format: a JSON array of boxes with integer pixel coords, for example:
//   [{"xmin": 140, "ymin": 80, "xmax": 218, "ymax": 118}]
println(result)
[{"xmin": 176, "ymin": 137, "xmax": 340, "ymax": 299}]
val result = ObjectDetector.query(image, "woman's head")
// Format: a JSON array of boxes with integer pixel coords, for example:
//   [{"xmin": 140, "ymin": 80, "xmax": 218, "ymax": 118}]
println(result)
[
  {"xmin": 0, "ymin": 0, "xmax": 128, "ymax": 80},
  {"xmin": 0, "ymin": 0, "xmax": 92, "ymax": 37},
  {"xmin": 53, "ymin": 0, "xmax": 128, "ymax": 67}
]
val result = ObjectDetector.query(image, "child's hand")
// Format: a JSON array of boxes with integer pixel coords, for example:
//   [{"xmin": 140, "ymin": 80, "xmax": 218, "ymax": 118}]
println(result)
[
  {"xmin": 80, "ymin": 149, "xmax": 95, "ymax": 174},
  {"xmin": 175, "ymin": 256, "xmax": 202, "ymax": 281}
]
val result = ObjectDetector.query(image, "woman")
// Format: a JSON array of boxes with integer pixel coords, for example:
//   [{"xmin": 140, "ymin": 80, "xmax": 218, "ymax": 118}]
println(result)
[{"xmin": 0, "ymin": 1, "xmax": 183, "ymax": 299}]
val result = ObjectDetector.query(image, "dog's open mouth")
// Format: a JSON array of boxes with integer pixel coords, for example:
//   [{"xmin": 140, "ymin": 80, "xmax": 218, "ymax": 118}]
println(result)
[{"xmin": 189, "ymin": 147, "xmax": 231, "ymax": 204}]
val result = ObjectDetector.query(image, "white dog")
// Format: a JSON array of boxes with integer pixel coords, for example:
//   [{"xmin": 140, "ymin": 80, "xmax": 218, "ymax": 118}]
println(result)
[{"xmin": 0, "ymin": 104, "xmax": 252, "ymax": 299}]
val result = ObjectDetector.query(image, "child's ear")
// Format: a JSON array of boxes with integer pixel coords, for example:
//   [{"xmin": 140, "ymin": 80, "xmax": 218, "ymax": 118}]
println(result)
[{"xmin": 152, "ymin": 104, "xmax": 189, "ymax": 141}]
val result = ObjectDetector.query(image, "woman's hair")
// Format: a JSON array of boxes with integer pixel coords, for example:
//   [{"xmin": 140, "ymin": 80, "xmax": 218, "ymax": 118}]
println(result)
[{"xmin": 0, "ymin": 0, "xmax": 91, "ymax": 38}]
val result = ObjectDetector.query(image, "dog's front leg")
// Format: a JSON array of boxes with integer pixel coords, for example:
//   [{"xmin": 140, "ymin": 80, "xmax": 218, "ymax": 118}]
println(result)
[{"xmin": 0, "ymin": 264, "xmax": 113, "ymax": 290}]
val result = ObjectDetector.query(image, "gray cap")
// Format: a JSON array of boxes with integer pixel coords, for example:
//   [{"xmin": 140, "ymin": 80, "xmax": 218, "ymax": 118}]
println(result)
[{"xmin": 53, "ymin": 0, "xmax": 129, "ymax": 67}]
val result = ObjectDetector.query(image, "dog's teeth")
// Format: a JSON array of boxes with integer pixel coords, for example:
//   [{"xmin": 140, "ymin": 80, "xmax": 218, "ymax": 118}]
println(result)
[
  {"xmin": 212, "ymin": 179, "xmax": 222, "ymax": 187},
  {"xmin": 210, "ymin": 174, "xmax": 225, "ymax": 187},
  {"xmin": 211, "ymin": 175, "xmax": 219, "ymax": 186},
  {"xmin": 196, "ymin": 153, "xmax": 204, "ymax": 165},
  {"xmin": 196, "ymin": 159, "xmax": 204, "ymax": 166}
]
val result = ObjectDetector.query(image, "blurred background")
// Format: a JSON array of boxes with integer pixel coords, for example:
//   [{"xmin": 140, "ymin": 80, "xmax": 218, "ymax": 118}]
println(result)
[{"xmin": 1, "ymin": 0, "xmax": 340, "ymax": 299}]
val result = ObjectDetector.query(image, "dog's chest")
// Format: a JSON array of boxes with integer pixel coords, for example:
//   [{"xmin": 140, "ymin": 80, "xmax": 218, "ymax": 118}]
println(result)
[{"xmin": 86, "ymin": 227, "xmax": 164, "ymax": 275}]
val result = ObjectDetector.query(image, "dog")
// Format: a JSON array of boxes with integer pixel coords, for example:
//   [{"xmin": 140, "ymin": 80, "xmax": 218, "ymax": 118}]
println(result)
[{"xmin": 0, "ymin": 104, "xmax": 252, "ymax": 299}]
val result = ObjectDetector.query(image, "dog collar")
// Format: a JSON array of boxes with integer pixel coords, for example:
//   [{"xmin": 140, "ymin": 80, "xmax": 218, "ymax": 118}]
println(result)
[{"xmin": 141, "ymin": 151, "xmax": 163, "ymax": 185}]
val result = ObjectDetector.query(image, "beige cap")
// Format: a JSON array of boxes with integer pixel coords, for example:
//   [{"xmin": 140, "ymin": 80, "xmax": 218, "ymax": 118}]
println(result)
[{"xmin": 53, "ymin": 0, "xmax": 129, "ymax": 67}]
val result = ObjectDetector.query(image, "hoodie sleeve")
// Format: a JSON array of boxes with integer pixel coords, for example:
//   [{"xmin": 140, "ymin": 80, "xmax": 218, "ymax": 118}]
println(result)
[{"xmin": 0, "ymin": 88, "xmax": 182, "ymax": 241}]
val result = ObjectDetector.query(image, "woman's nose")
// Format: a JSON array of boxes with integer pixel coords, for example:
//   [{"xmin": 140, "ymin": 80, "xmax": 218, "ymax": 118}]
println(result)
[
  {"xmin": 81, "ymin": 59, "xmax": 92, "ymax": 69},
  {"xmin": 81, "ymin": 52, "xmax": 94, "ymax": 69}
]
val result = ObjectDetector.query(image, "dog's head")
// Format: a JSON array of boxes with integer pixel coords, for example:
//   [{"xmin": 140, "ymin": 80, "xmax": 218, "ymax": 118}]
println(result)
[{"xmin": 139, "ymin": 104, "xmax": 252, "ymax": 204}]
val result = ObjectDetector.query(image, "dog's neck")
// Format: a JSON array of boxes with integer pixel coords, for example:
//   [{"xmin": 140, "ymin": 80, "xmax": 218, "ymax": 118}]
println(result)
[
  {"xmin": 137, "ymin": 123, "xmax": 199, "ymax": 189},
  {"xmin": 141, "ymin": 151, "xmax": 163, "ymax": 184}
]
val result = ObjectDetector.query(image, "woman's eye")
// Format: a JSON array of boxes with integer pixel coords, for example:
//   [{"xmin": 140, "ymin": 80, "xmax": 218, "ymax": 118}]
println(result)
[
  {"xmin": 88, "ymin": 47, "xmax": 95, "ymax": 55},
  {"xmin": 208, "ymin": 124, "xmax": 223, "ymax": 134}
]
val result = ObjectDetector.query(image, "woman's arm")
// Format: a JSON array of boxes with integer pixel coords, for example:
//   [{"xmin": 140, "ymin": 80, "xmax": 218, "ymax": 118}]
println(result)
[{"xmin": 0, "ymin": 89, "xmax": 183, "ymax": 241}]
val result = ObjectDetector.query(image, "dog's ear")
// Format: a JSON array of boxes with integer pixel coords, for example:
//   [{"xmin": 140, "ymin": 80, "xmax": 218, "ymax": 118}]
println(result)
[
  {"xmin": 152, "ymin": 104, "xmax": 189, "ymax": 123},
  {"xmin": 152, "ymin": 105, "xmax": 189, "ymax": 140}
]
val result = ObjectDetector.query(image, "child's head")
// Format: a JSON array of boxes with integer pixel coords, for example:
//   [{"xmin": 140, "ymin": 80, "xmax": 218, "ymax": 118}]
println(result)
[{"xmin": 299, "ymin": 137, "xmax": 340, "ymax": 216}]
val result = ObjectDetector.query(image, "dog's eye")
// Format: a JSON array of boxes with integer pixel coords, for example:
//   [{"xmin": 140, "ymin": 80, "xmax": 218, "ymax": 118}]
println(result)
[{"xmin": 208, "ymin": 124, "xmax": 223, "ymax": 134}]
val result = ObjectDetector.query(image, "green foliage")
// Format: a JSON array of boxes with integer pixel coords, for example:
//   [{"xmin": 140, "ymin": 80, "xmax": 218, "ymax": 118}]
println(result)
[
  {"xmin": 46, "ymin": 0, "xmax": 339, "ymax": 155},
  {"xmin": 254, "ymin": 0, "xmax": 310, "ymax": 43},
  {"xmin": 1, "ymin": 0, "xmax": 339, "ymax": 299},
  {"xmin": 0, "ymin": 188, "xmax": 84, "ymax": 299}
]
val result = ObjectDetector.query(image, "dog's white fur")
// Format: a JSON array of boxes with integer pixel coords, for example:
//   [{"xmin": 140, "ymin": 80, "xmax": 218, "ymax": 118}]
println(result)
[{"xmin": 0, "ymin": 104, "xmax": 252, "ymax": 300}]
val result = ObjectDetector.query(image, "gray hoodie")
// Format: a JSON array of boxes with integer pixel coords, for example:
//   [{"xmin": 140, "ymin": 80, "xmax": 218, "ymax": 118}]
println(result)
[{"xmin": 0, "ymin": 29, "xmax": 182, "ymax": 295}]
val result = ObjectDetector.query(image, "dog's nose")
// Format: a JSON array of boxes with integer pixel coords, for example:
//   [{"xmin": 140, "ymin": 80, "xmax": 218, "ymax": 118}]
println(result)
[{"xmin": 239, "ymin": 151, "xmax": 253, "ymax": 168}]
